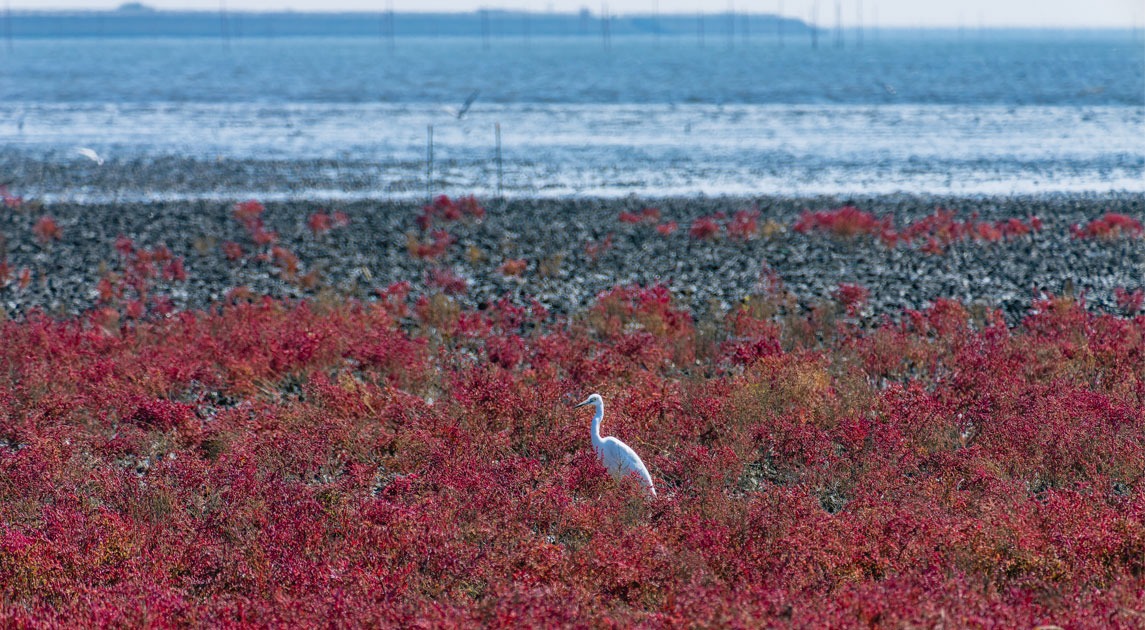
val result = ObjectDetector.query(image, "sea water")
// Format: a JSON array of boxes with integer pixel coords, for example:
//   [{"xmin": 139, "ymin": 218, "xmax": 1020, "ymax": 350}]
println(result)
[{"xmin": 0, "ymin": 32, "xmax": 1141, "ymax": 200}]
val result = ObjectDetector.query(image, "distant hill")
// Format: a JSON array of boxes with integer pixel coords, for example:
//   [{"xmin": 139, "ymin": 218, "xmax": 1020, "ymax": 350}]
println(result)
[{"xmin": 2, "ymin": 8, "xmax": 815, "ymax": 39}]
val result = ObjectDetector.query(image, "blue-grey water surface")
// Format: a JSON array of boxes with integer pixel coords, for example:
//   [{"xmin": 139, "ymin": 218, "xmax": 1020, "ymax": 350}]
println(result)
[{"xmin": 1, "ymin": 33, "xmax": 1142, "ymax": 200}]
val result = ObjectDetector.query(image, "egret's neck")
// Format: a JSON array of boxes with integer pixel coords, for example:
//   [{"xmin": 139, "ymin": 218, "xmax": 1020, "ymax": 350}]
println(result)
[{"xmin": 590, "ymin": 400, "xmax": 604, "ymax": 446}]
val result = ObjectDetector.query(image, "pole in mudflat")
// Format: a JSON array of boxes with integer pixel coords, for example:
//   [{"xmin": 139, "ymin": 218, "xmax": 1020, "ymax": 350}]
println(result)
[
  {"xmin": 427, "ymin": 125, "xmax": 434, "ymax": 204},
  {"xmin": 219, "ymin": 0, "xmax": 230, "ymax": 51},
  {"xmin": 4, "ymin": 0, "xmax": 13, "ymax": 53},
  {"xmin": 777, "ymin": 0, "xmax": 784, "ymax": 47},
  {"xmin": 495, "ymin": 123, "xmax": 503, "ymax": 198},
  {"xmin": 386, "ymin": 0, "xmax": 395, "ymax": 51},
  {"xmin": 810, "ymin": 2, "xmax": 819, "ymax": 49},
  {"xmin": 726, "ymin": 2, "xmax": 734, "ymax": 50},
  {"xmin": 653, "ymin": 0, "xmax": 659, "ymax": 45},
  {"xmin": 481, "ymin": 9, "xmax": 490, "ymax": 51},
  {"xmin": 601, "ymin": 3, "xmax": 611, "ymax": 51},
  {"xmin": 834, "ymin": 0, "xmax": 843, "ymax": 48}
]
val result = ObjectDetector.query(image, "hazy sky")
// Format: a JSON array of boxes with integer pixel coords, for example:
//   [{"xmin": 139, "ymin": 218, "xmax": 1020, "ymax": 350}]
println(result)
[{"xmin": 9, "ymin": 0, "xmax": 1143, "ymax": 28}]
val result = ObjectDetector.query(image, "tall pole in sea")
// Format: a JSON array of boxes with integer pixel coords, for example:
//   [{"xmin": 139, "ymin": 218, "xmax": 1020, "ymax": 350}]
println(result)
[
  {"xmin": 481, "ymin": 9, "xmax": 490, "ymax": 50},
  {"xmin": 810, "ymin": 2, "xmax": 818, "ymax": 49},
  {"xmin": 777, "ymin": 0, "xmax": 783, "ymax": 48},
  {"xmin": 726, "ymin": 1, "xmax": 734, "ymax": 50},
  {"xmin": 381, "ymin": 0, "xmax": 396, "ymax": 51},
  {"xmin": 834, "ymin": 0, "xmax": 842, "ymax": 48},
  {"xmin": 219, "ymin": 0, "xmax": 230, "ymax": 51},
  {"xmin": 426, "ymin": 125, "xmax": 434, "ymax": 204},
  {"xmin": 653, "ymin": 0, "xmax": 659, "ymax": 45},
  {"xmin": 495, "ymin": 123, "xmax": 503, "ymax": 199},
  {"xmin": 601, "ymin": 3, "xmax": 611, "ymax": 51},
  {"xmin": 4, "ymin": 0, "xmax": 12, "ymax": 54}
]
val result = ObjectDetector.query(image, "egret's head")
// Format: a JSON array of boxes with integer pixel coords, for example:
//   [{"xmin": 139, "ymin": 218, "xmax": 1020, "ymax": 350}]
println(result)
[{"xmin": 574, "ymin": 393, "xmax": 602, "ymax": 409}]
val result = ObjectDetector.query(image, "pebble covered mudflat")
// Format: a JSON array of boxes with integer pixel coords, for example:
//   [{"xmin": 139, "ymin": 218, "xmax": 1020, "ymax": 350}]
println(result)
[{"xmin": 2, "ymin": 193, "xmax": 1142, "ymax": 321}]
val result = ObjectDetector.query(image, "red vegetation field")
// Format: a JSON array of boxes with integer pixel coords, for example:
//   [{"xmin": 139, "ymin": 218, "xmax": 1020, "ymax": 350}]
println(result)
[
  {"xmin": 793, "ymin": 205, "xmax": 1044, "ymax": 252},
  {"xmin": 2, "ymin": 274, "xmax": 1144, "ymax": 625}
]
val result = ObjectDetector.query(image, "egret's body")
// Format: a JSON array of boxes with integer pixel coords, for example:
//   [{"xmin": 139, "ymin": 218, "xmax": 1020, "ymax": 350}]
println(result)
[
  {"xmin": 575, "ymin": 394, "xmax": 656, "ymax": 496},
  {"xmin": 77, "ymin": 147, "xmax": 104, "ymax": 165}
]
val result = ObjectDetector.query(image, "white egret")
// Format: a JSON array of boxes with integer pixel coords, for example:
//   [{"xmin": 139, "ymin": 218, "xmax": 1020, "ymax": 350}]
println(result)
[
  {"xmin": 574, "ymin": 394, "xmax": 656, "ymax": 496},
  {"xmin": 76, "ymin": 147, "xmax": 105, "ymax": 166}
]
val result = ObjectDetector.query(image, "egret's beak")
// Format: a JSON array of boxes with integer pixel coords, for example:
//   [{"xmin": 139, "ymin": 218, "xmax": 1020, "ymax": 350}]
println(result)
[{"xmin": 574, "ymin": 399, "xmax": 591, "ymax": 409}]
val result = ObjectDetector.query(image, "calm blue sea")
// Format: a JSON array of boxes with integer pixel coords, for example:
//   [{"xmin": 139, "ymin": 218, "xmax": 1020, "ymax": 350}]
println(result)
[{"xmin": 1, "ymin": 32, "xmax": 1142, "ymax": 199}]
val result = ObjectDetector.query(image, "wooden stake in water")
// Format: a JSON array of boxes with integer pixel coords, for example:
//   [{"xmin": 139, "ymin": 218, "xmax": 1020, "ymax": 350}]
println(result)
[
  {"xmin": 4, "ymin": 0, "xmax": 12, "ymax": 53},
  {"xmin": 777, "ymin": 0, "xmax": 784, "ymax": 47},
  {"xmin": 481, "ymin": 9, "xmax": 490, "ymax": 51},
  {"xmin": 495, "ymin": 123, "xmax": 503, "ymax": 198},
  {"xmin": 653, "ymin": 0, "xmax": 659, "ymax": 45},
  {"xmin": 426, "ymin": 125, "xmax": 434, "ymax": 204},
  {"xmin": 810, "ymin": 2, "xmax": 818, "ymax": 49},
  {"xmin": 834, "ymin": 0, "xmax": 843, "ymax": 48},
  {"xmin": 386, "ymin": 0, "xmax": 395, "ymax": 51},
  {"xmin": 601, "ymin": 3, "xmax": 611, "ymax": 51},
  {"xmin": 726, "ymin": 2, "xmax": 734, "ymax": 50},
  {"xmin": 219, "ymin": 0, "xmax": 231, "ymax": 51}
]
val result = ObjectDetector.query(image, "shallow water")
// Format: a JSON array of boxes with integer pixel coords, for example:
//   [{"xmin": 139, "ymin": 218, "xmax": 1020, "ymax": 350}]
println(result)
[{"xmin": 1, "ymin": 34, "xmax": 1142, "ymax": 200}]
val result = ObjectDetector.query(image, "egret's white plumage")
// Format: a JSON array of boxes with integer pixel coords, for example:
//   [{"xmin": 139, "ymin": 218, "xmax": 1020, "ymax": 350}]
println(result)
[
  {"xmin": 76, "ymin": 147, "xmax": 104, "ymax": 165},
  {"xmin": 575, "ymin": 394, "xmax": 656, "ymax": 496}
]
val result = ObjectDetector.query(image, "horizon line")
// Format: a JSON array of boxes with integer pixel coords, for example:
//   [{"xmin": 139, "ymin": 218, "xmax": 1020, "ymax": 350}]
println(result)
[{"xmin": 2, "ymin": 7, "xmax": 1139, "ymax": 30}]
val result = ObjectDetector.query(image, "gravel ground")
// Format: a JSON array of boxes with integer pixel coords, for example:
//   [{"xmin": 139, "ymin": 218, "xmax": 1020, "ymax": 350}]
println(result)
[{"xmin": 1, "ymin": 193, "xmax": 1143, "ymax": 321}]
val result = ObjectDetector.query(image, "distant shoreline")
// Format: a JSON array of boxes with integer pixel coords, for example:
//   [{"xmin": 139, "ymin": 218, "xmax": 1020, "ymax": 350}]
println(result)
[
  {"xmin": 1, "ymin": 9, "xmax": 1136, "ymax": 40},
  {"xmin": 1, "ymin": 9, "xmax": 817, "ymax": 40}
]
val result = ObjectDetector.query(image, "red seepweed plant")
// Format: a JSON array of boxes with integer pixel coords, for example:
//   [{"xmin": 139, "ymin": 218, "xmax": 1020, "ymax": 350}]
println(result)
[
  {"xmin": 417, "ymin": 194, "xmax": 485, "ymax": 231},
  {"xmin": 0, "ymin": 184, "xmax": 22, "ymax": 209},
  {"xmin": 221, "ymin": 241, "xmax": 244, "ymax": 261},
  {"xmin": 794, "ymin": 204, "xmax": 888, "ymax": 238},
  {"xmin": 498, "ymin": 258, "xmax": 528, "ymax": 277},
  {"xmin": 794, "ymin": 205, "xmax": 1043, "ymax": 253},
  {"xmin": 307, "ymin": 212, "xmax": 333, "ymax": 236},
  {"xmin": 726, "ymin": 209, "xmax": 761, "ymax": 240},
  {"xmin": 426, "ymin": 266, "xmax": 468, "ymax": 295},
  {"xmin": 1071, "ymin": 213, "xmax": 1144, "ymax": 239},
  {"xmin": 407, "ymin": 229, "xmax": 455, "ymax": 260},
  {"xmin": 1114, "ymin": 286, "xmax": 1144, "ymax": 315},
  {"xmin": 833, "ymin": 282, "xmax": 870, "ymax": 316},
  {"xmin": 308, "ymin": 210, "xmax": 351, "ymax": 236},
  {"xmin": 689, "ymin": 215, "xmax": 721, "ymax": 240},
  {"xmin": 619, "ymin": 208, "xmax": 662, "ymax": 225},
  {"xmin": 233, "ymin": 199, "xmax": 278, "ymax": 246},
  {"xmin": 96, "ymin": 236, "xmax": 188, "ymax": 319},
  {"xmin": 32, "ymin": 216, "xmax": 62, "ymax": 243},
  {"xmin": 1, "ymin": 270, "xmax": 1144, "ymax": 626},
  {"xmin": 227, "ymin": 200, "xmax": 319, "ymax": 287},
  {"xmin": 584, "ymin": 233, "xmax": 613, "ymax": 261}
]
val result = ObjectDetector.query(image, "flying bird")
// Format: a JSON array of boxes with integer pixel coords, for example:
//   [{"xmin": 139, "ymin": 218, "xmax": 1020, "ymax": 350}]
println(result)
[
  {"xmin": 76, "ymin": 147, "xmax": 105, "ymax": 165},
  {"xmin": 574, "ymin": 393, "xmax": 656, "ymax": 496},
  {"xmin": 443, "ymin": 90, "xmax": 481, "ymax": 119}
]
